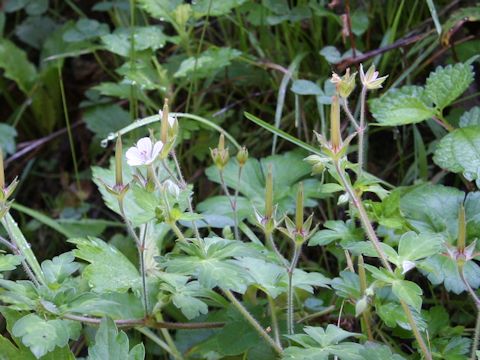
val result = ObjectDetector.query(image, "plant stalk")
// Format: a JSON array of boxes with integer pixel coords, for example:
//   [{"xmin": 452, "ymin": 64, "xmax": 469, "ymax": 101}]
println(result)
[
  {"xmin": 358, "ymin": 86, "xmax": 367, "ymax": 175},
  {"xmin": 218, "ymin": 169, "xmax": 240, "ymax": 240},
  {"xmin": 287, "ymin": 244, "xmax": 301, "ymax": 335},
  {"xmin": 1, "ymin": 213, "xmax": 45, "ymax": 285},
  {"xmin": 333, "ymin": 160, "xmax": 432, "ymax": 360},
  {"xmin": 223, "ymin": 289, "xmax": 283, "ymax": 355}
]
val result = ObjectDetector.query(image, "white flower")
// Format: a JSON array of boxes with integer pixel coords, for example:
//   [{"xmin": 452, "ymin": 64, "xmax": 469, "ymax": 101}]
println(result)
[
  {"xmin": 126, "ymin": 137, "xmax": 163, "ymax": 166},
  {"xmin": 360, "ymin": 64, "xmax": 388, "ymax": 90}
]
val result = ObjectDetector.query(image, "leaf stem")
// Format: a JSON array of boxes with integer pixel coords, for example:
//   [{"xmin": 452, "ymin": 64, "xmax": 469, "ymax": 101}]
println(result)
[{"xmin": 223, "ymin": 289, "xmax": 283, "ymax": 355}]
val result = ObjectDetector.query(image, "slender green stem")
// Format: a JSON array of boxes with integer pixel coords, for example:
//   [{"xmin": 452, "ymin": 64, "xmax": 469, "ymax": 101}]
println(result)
[
  {"xmin": 57, "ymin": 62, "xmax": 81, "ymax": 191},
  {"xmin": 233, "ymin": 166, "xmax": 243, "ymax": 240},
  {"xmin": 169, "ymin": 221, "xmax": 187, "ymax": 243},
  {"xmin": 1, "ymin": 213, "xmax": 45, "ymax": 285},
  {"xmin": 333, "ymin": 160, "xmax": 432, "ymax": 360},
  {"xmin": 472, "ymin": 312, "xmax": 480, "ymax": 360},
  {"xmin": 155, "ymin": 313, "xmax": 183, "ymax": 360},
  {"xmin": 218, "ymin": 169, "xmax": 239, "ymax": 240},
  {"xmin": 266, "ymin": 232, "xmax": 287, "ymax": 265},
  {"xmin": 358, "ymin": 86, "xmax": 367, "ymax": 175},
  {"xmin": 459, "ymin": 265, "xmax": 480, "ymax": 359},
  {"xmin": 118, "ymin": 199, "xmax": 148, "ymax": 316},
  {"xmin": 267, "ymin": 295, "xmax": 282, "ymax": 349},
  {"xmin": 170, "ymin": 151, "xmax": 201, "ymax": 239},
  {"xmin": 223, "ymin": 289, "xmax": 283, "ymax": 355},
  {"xmin": 341, "ymin": 98, "xmax": 360, "ymax": 130},
  {"xmin": 0, "ymin": 235, "xmax": 39, "ymax": 286},
  {"xmin": 334, "ymin": 161, "xmax": 391, "ymax": 271},
  {"xmin": 136, "ymin": 327, "xmax": 183, "ymax": 360},
  {"xmin": 139, "ymin": 225, "xmax": 149, "ymax": 317},
  {"xmin": 287, "ymin": 244, "xmax": 301, "ymax": 335}
]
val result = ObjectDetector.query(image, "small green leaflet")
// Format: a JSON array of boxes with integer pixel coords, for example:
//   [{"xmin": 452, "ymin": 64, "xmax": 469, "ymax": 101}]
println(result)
[
  {"xmin": 369, "ymin": 86, "xmax": 435, "ymax": 126},
  {"xmin": 309, "ymin": 220, "xmax": 363, "ymax": 246},
  {"xmin": 370, "ymin": 63, "xmax": 474, "ymax": 126},
  {"xmin": 101, "ymin": 26, "xmax": 168, "ymax": 57},
  {"xmin": 12, "ymin": 314, "xmax": 80, "ymax": 359},
  {"xmin": 41, "ymin": 252, "xmax": 80, "ymax": 285},
  {"xmin": 425, "ymin": 63, "xmax": 474, "ymax": 111},
  {"xmin": 158, "ymin": 237, "xmax": 258, "ymax": 293},
  {"xmin": 283, "ymin": 325, "xmax": 362, "ymax": 360},
  {"xmin": 174, "ymin": 47, "xmax": 242, "ymax": 78},
  {"xmin": 391, "ymin": 280, "xmax": 423, "ymax": 312},
  {"xmin": 459, "ymin": 106, "xmax": 480, "ymax": 127},
  {"xmin": 0, "ymin": 254, "xmax": 22, "ymax": 275},
  {"xmin": 88, "ymin": 318, "xmax": 145, "ymax": 360},
  {"xmin": 69, "ymin": 237, "xmax": 140, "ymax": 293},
  {"xmin": 433, "ymin": 126, "xmax": 480, "ymax": 184}
]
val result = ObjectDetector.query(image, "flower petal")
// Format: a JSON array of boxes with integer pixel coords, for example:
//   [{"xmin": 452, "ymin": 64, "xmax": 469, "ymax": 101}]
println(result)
[
  {"xmin": 151, "ymin": 141, "xmax": 164, "ymax": 160},
  {"xmin": 126, "ymin": 147, "xmax": 145, "ymax": 166},
  {"xmin": 137, "ymin": 137, "xmax": 153, "ymax": 154}
]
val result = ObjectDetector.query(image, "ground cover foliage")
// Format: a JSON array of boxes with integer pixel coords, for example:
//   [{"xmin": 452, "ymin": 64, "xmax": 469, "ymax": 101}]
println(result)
[{"xmin": 0, "ymin": 0, "xmax": 480, "ymax": 359}]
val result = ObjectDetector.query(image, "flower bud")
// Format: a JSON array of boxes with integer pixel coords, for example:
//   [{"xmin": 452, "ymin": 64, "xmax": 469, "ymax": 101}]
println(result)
[
  {"xmin": 304, "ymin": 155, "xmax": 327, "ymax": 175},
  {"xmin": 236, "ymin": 146, "xmax": 248, "ymax": 167},
  {"xmin": 210, "ymin": 134, "xmax": 230, "ymax": 170},
  {"xmin": 355, "ymin": 296, "xmax": 368, "ymax": 317},
  {"xmin": 330, "ymin": 95, "xmax": 342, "ymax": 152},
  {"xmin": 331, "ymin": 68, "xmax": 357, "ymax": 98},
  {"xmin": 163, "ymin": 179, "xmax": 180, "ymax": 199}
]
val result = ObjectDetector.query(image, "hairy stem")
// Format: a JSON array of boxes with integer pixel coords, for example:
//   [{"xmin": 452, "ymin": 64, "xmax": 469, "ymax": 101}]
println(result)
[
  {"xmin": 333, "ymin": 160, "xmax": 432, "ymax": 360},
  {"xmin": 358, "ymin": 86, "xmax": 367, "ymax": 175},
  {"xmin": 266, "ymin": 232, "xmax": 287, "ymax": 265},
  {"xmin": 0, "ymin": 235, "xmax": 39, "ymax": 286},
  {"xmin": 459, "ymin": 265, "xmax": 480, "ymax": 359},
  {"xmin": 169, "ymin": 221, "xmax": 188, "ymax": 243},
  {"xmin": 62, "ymin": 313, "xmax": 224, "ymax": 329},
  {"xmin": 118, "ymin": 199, "xmax": 148, "ymax": 316},
  {"xmin": 218, "ymin": 169, "xmax": 239, "ymax": 240},
  {"xmin": 267, "ymin": 295, "xmax": 282, "ymax": 349},
  {"xmin": 136, "ymin": 327, "xmax": 181, "ymax": 359},
  {"xmin": 223, "ymin": 289, "xmax": 283, "ymax": 355},
  {"xmin": 1, "ymin": 214, "xmax": 45, "ymax": 285},
  {"xmin": 341, "ymin": 98, "xmax": 360, "ymax": 130},
  {"xmin": 287, "ymin": 244, "xmax": 301, "ymax": 335},
  {"xmin": 155, "ymin": 313, "xmax": 183, "ymax": 360},
  {"xmin": 171, "ymin": 151, "xmax": 201, "ymax": 239}
]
